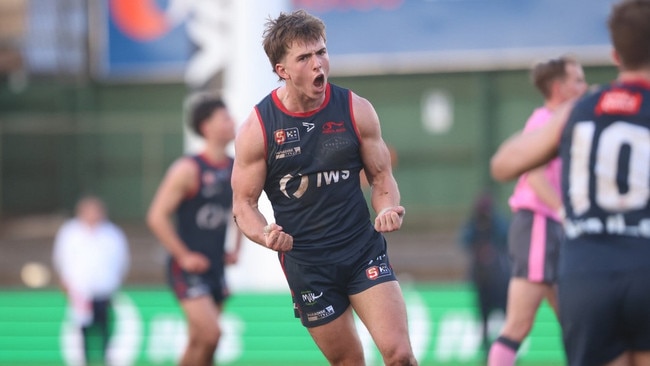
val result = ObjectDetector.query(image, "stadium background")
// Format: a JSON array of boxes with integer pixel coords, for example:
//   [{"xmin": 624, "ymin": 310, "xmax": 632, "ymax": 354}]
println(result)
[{"xmin": 0, "ymin": 0, "xmax": 618, "ymax": 365}]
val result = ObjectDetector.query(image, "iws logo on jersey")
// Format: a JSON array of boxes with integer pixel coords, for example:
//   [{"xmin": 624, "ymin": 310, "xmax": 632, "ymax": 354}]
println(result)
[
  {"xmin": 366, "ymin": 263, "xmax": 392, "ymax": 280},
  {"xmin": 279, "ymin": 170, "xmax": 351, "ymax": 199},
  {"xmin": 322, "ymin": 121, "xmax": 346, "ymax": 134},
  {"xmin": 596, "ymin": 89, "xmax": 642, "ymax": 115},
  {"xmin": 196, "ymin": 203, "xmax": 229, "ymax": 229},
  {"xmin": 274, "ymin": 127, "xmax": 300, "ymax": 145}
]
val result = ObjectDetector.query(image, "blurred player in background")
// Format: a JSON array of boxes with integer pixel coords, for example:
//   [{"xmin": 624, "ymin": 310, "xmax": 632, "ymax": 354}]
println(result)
[
  {"xmin": 53, "ymin": 195, "xmax": 130, "ymax": 365},
  {"xmin": 459, "ymin": 190, "xmax": 510, "ymax": 358},
  {"xmin": 491, "ymin": 1, "xmax": 650, "ymax": 364},
  {"xmin": 231, "ymin": 9, "xmax": 418, "ymax": 366},
  {"xmin": 488, "ymin": 55, "xmax": 587, "ymax": 366},
  {"xmin": 147, "ymin": 96, "xmax": 242, "ymax": 366}
]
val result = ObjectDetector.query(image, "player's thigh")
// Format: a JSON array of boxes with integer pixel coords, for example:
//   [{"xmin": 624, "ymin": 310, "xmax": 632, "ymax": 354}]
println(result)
[
  {"xmin": 307, "ymin": 305, "xmax": 364, "ymax": 364},
  {"xmin": 180, "ymin": 295, "xmax": 221, "ymax": 335},
  {"xmin": 350, "ymin": 281, "xmax": 410, "ymax": 351},
  {"xmin": 631, "ymin": 351, "xmax": 650, "ymax": 366},
  {"xmin": 505, "ymin": 278, "xmax": 548, "ymax": 321}
]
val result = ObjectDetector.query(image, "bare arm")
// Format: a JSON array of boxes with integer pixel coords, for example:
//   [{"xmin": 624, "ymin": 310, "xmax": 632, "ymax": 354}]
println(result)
[
  {"xmin": 224, "ymin": 217, "xmax": 243, "ymax": 265},
  {"xmin": 231, "ymin": 110, "xmax": 293, "ymax": 252},
  {"xmin": 352, "ymin": 93, "xmax": 404, "ymax": 232},
  {"xmin": 491, "ymin": 102, "xmax": 572, "ymax": 182},
  {"xmin": 146, "ymin": 158, "xmax": 210, "ymax": 273}
]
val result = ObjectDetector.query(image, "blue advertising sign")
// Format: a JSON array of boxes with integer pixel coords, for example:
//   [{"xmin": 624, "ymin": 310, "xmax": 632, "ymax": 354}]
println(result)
[
  {"xmin": 95, "ymin": 0, "xmax": 191, "ymax": 81},
  {"xmin": 292, "ymin": 0, "xmax": 616, "ymax": 74},
  {"xmin": 93, "ymin": 0, "xmax": 617, "ymax": 80}
]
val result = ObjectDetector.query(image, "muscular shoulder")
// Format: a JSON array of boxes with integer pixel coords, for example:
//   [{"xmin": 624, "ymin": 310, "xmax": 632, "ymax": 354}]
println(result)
[
  {"xmin": 350, "ymin": 92, "xmax": 380, "ymax": 138},
  {"xmin": 235, "ymin": 109, "xmax": 266, "ymax": 163}
]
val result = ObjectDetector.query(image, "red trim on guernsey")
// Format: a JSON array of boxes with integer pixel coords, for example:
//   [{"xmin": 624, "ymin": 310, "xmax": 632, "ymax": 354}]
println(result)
[
  {"xmin": 614, "ymin": 78, "xmax": 650, "ymax": 90},
  {"xmin": 348, "ymin": 90, "xmax": 363, "ymax": 143},
  {"xmin": 198, "ymin": 152, "xmax": 231, "ymax": 169},
  {"xmin": 185, "ymin": 153, "xmax": 231, "ymax": 200},
  {"xmin": 271, "ymin": 84, "xmax": 332, "ymax": 117}
]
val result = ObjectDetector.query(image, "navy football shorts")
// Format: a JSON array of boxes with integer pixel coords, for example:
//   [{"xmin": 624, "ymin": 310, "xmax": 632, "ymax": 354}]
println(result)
[
  {"xmin": 280, "ymin": 234, "xmax": 398, "ymax": 327},
  {"xmin": 559, "ymin": 270, "xmax": 650, "ymax": 365},
  {"xmin": 166, "ymin": 258, "xmax": 229, "ymax": 304}
]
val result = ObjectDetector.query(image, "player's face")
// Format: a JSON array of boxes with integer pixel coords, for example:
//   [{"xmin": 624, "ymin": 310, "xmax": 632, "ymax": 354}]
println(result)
[
  {"xmin": 278, "ymin": 37, "xmax": 329, "ymax": 100},
  {"xmin": 559, "ymin": 63, "xmax": 588, "ymax": 101},
  {"xmin": 204, "ymin": 108, "xmax": 235, "ymax": 144}
]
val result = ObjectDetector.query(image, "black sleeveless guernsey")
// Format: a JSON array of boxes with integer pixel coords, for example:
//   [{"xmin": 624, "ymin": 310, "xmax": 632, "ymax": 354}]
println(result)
[
  {"xmin": 559, "ymin": 80, "xmax": 650, "ymax": 275},
  {"xmin": 256, "ymin": 83, "xmax": 377, "ymax": 264},
  {"xmin": 175, "ymin": 154, "xmax": 233, "ymax": 272}
]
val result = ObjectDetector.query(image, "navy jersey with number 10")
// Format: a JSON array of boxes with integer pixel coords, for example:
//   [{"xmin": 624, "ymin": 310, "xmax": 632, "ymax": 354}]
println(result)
[{"xmin": 559, "ymin": 80, "xmax": 650, "ymax": 275}]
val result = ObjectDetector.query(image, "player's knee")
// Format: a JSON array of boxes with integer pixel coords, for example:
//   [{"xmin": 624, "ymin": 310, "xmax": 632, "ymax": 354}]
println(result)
[
  {"xmin": 188, "ymin": 325, "xmax": 221, "ymax": 350},
  {"xmin": 203, "ymin": 325, "xmax": 221, "ymax": 348},
  {"xmin": 323, "ymin": 344, "xmax": 364, "ymax": 366},
  {"xmin": 327, "ymin": 352, "xmax": 364, "ymax": 366},
  {"xmin": 383, "ymin": 345, "xmax": 417, "ymax": 366},
  {"xmin": 501, "ymin": 320, "xmax": 533, "ymax": 342}
]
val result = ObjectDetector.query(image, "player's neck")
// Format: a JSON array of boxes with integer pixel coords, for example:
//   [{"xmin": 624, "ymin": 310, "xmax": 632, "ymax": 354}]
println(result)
[
  {"xmin": 201, "ymin": 144, "xmax": 228, "ymax": 164},
  {"xmin": 544, "ymin": 99, "xmax": 562, "ymax": 112},
  {"xmin": 277, "ymin": 85, "xmax": 325, "ymax": 113},
  {"xmin": 618, "ymin": 69, "xmax": 650, "ymax": 84}
]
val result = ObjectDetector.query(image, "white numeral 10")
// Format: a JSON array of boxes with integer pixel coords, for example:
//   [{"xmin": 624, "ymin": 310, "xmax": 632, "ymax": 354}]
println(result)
[{"xmin": 569, "ymin": 121, "xmax": 650, "ymax": 215}]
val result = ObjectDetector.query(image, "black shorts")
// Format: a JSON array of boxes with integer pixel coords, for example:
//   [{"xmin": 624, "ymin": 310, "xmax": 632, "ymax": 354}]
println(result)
[
  {"xmin": 559, "ymin": 270, "xmax": 650, "ymax": 366},
  {"xmin": 280, "ymin": 233, "xmax": 397, "ymax": 328},
  {"xmin": 508, "ymin": 209, "xmax": 563, "ymax": 283},
  {"xmin": 166, "ymin": 258, "xmax": 229, "ymax": 304}
]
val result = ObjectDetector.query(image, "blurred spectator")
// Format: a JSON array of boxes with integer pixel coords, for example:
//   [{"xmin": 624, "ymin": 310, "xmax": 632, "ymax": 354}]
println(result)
[
  {"xmin": 52, "ymin": 195, "xmax": 130, "ymax": 365},
  {"xmin": 459, "ymin": 190, "xmax": 510, "ymax": 358}
]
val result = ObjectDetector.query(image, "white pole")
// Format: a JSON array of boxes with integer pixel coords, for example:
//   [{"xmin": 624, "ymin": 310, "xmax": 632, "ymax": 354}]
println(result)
[{"xmin": 223, "ymin": 0, "xmax": 289, "ymax": 292}]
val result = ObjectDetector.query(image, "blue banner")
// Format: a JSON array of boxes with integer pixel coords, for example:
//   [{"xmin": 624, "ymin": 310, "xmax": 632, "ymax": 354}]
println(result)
[{"xmin": 96, "ymin": 0, "xmax": 191, "ymax": 80}]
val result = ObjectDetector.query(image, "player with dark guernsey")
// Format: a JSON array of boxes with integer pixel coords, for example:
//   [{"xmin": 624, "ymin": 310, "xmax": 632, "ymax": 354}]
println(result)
[
  {"xmin": 232, "ymin": 9, "xmax": 417, "ymax": 365},
  {"xmin": 257, "ymin": 83, "xmax": 377, "ymax": 265},
  {"xmin": 490, "ymin": 1, "xmax": 650, "ymax": 362}
]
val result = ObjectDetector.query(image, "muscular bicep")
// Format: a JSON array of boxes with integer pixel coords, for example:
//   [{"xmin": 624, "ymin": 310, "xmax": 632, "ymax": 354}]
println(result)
[
  {"xmin": 353, "ymin": 94, "xmax": 393, "ymax": 186},
  {"xmin": 232, "ymin": 111, "xmax": 267, "ymax": 208}
]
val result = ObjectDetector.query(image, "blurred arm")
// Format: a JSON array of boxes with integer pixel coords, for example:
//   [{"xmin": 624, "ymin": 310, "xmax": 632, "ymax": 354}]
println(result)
[
  {"xmin": 146, "ymin": 157, "xmax": 210, "ymax": 273},
  {"xmin": 491, "ymin": 102, "xmax": 572, "ymax": 182}
]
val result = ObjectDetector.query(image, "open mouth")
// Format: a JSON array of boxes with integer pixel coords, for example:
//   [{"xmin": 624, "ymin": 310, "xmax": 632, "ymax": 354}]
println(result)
[{"xmin": 314, "ymin": 74, "xmax": 325, "ymax": 88}]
